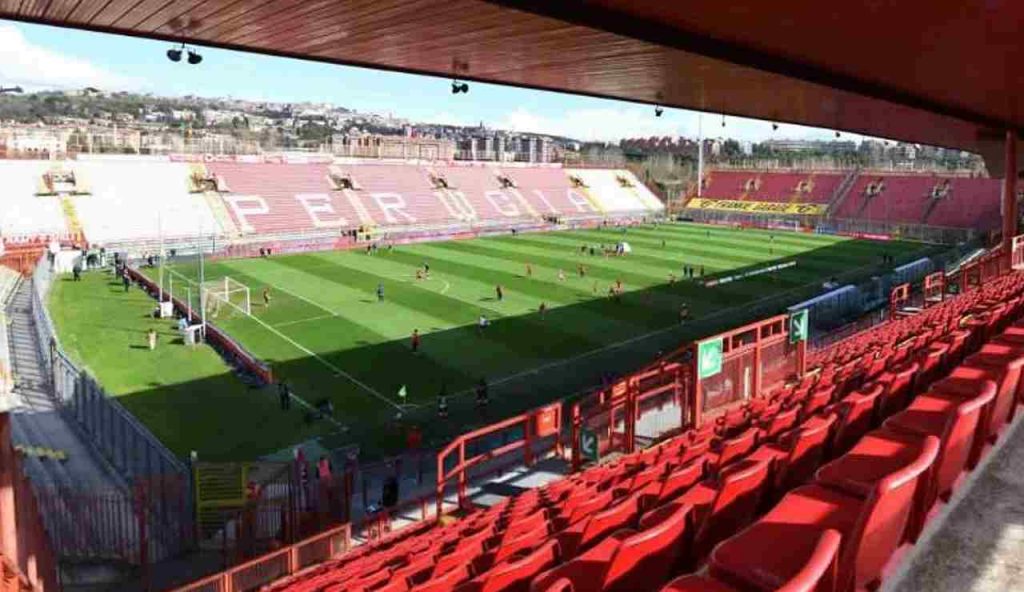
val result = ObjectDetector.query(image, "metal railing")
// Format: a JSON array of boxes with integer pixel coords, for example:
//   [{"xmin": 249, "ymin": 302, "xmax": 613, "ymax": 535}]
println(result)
[{"xmin": 28, "ymin": 258, "xmax": 194, "ymax": 564}]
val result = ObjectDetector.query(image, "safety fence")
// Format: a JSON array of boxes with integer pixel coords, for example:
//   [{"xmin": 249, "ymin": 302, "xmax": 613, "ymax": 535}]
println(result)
[
  {"xmin": 169, "ymin": 523, "xmax": 351, "ymax": 592},
  {"xmin": 436, "ymin": 403, "xmax": 563, "ymax": 517},
  {"xmin": 0, "ymin": 413, "xmax": 60, "ymax": 591},
  {"xmin": 679, "ymin": 207, "xmax": 978, "ymax": 244}
]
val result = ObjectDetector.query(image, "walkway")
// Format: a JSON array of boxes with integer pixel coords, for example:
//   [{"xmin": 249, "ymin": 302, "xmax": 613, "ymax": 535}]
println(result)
[
  {"xmin": 4, "ymin": 280, "xmax": 122, "ymax": 491},
  {"xmin": 884, "ymin": 412, "xmax": 1024, "ymax": 592}
]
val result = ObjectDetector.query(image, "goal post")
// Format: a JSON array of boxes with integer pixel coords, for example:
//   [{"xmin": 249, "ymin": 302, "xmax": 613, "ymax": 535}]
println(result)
[{"xmin": 201, "ymin": 276, "xmax": 251, "ymax": 318}]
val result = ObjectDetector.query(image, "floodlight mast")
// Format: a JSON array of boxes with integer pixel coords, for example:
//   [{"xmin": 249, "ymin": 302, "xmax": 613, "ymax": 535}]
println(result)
[{"xmin": 697, "ymin": 113, "xmax": 704, "ymax": 198}]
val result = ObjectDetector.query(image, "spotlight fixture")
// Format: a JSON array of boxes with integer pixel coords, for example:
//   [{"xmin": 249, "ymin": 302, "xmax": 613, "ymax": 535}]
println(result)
[
  {"xmin": 772, "ymin": 123, "xmax": 779, "ymax": 131},
  {"xmin": 654, "ymin": 106, "xmax": 663, "ymax": 118},
  {"xmin": 721, "ymin": 114, "xmax": 726, "ymax": 128},
  {"xmin": 166, "ymin": 47, "xmax": 182, "ymax": 62},
  {"xmin": 451, "ymin": 80, "xmax": 469, "ymax": 94},
  {"xmin": 187, "ymin": 50, "xmax": 203, "ymax": 65},
  {"xmin": 835, "ymin": 131, "xmax": 841, "ymax": 138}
]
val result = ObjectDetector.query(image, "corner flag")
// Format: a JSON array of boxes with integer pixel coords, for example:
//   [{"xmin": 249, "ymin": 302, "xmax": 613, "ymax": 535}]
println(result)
[{"xmin": 398, "ymin": 385, "xmax": 407, "ymax": 400}]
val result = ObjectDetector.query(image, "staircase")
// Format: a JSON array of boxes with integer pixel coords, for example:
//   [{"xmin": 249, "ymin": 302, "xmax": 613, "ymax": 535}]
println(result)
[
  {"xmin": 202, "ymin": 192, "xmax": 242, "ymax": 238},
  {"xmin": 826, "ymin": 169, "xmax": 859, "ymax": 216},
  {"xmin": 921, "ymin": 195, "xmax": 943, "ymax": 224},
  {"xmin": 4, "ymin": 281, "xmax": 123, "ymax": 492}
]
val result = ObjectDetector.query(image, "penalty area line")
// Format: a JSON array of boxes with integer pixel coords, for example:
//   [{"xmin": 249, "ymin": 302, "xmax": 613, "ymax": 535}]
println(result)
[{"xmin": 241, "ymin": 311, "xmax": 403, "ymax": 411}]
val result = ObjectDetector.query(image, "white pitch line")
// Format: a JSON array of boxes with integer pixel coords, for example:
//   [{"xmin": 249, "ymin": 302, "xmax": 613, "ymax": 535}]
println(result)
[
  {"xmin": 241, "ymin": 311, "xmax": 401, "ymax": 411},
  {"xmin": 162, "ymin": 266, "xmax": 400, "ymax": 411},
  {"xmin": 274, "ymin": 314, "xmax": 337, "ymax": 328}
]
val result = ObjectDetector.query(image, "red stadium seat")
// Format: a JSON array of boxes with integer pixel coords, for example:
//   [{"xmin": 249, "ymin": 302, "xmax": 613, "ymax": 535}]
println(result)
[
  {"xmin": 676, "ymin": 458, "xmax": 772, "ymax": 560},
  {"xmin": 749, "ymin": 414, "xmax": 836, "ymax": 499},
  {"xmin": 459, "ymin": 539, "xmax": 560, "ymax": 592},
  {"xmin": 660, "ymin": 529, "xmax": 841, "ymax": 592},
  {"xmin": 709, "ymin": 435, "xmax": 938, "ymax": 592},
  {"xmin": 556, "ymin": 493, "xmax": 640, "ymax": 558},
  {"xmin": 641, "ymin": 458, "xmax": 705, "ymax": 510},
  {"xmin": 883, "ymin": 385, "xmax": 995, "ymax": 538},
  {"xmin": 708, "ymin": 427, "xmax": 759, "ymax": 471},
  {"xmin": 830, "ymin": 383, "xmax": 882, "ymax": 455}
]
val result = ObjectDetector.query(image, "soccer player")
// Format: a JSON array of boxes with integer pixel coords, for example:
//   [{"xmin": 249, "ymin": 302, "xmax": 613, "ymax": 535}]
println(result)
[
  {"xmin": 475, "ymin": 378, "xmax": 489, "ymax": 408},
  {"xmin": 278, "ymin": 382, "xmax": 291, "ymax": 411},
  {"xmin": 437, "ymin": 385, "xmax": 449, "ymax": 418},
  {"xmin": 263, "ymin": 287, "xmax": 271, "ymax": 308},
  {"xmin": 526, "ymin": 262, "xmax": 533, "ymax": 278},
  {"xmin": 147, "ymin": 328, "xmax": 157, "ymax": 351},
  {"xmin": 377, "ymin": 282, "xmax": 385, "ymax": 302},
  {"xmin": 495, "ymin": 284, "xmax": 503, "ymax": 301},
  {"xmin": 411, "ymin": 329, "xmax": 421, "ymax": 353},
  {"xmin": 539, "ymin": 302, "xmax": 547, "ymax": 318},
  {"xmin": 558, "ymin": 269, "xmax": 566, "ymax": 282},
  {"xmin": 700, "ymin": 265, "xmax": 705, "ymax": 277},
  {"xmin": 661, "ymin": 239, "xmax": 666, "ymax": 248},
  {"xmin": 679, "ymin": 303, "xmax": 690, "ymax": 324},
  {"xmin": 423, "ymin": 262, "xmax": 430, "ymax": 277},
  {"xmin": 477, "ymin": 315, "xmax": 489, "ymax": 335}
]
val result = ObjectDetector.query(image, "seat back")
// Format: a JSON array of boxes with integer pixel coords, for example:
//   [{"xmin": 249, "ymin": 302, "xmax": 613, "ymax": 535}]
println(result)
[
  {"xmin": 967, "ymin": 346, "xmax": 1024, "ymax": 433},
  {"xmin": 562, "ymin": 489, "xmax": 614, "ymax": 526},
  {"xmin": 715, "ymin": 427, "xmax": 759, "ymax": 469},
  {"xmin": 762, "ymin": 406, "xmax": 800, "ymax": 440},
  {"xmin": 495, "ymin": 524, "xmax": 551, "ymax": 564},
  {"xmin": 844, "ymin": 435, "xmax": 939, "ymax": 592},
  {"xmin": 877, "ymin": 361, "xmax": 919, "ymax": 418},
  {"xmin": 778, "ymin": 414, "xmax": 836, "ymax": 491},
  {"xmin": 649, "ymin": 458, "xmax": 704, "ymax": 508},
  {"xmin": 476, "ymin": 539, "xmax": 560, "ymax": 592},
  {"xmin": 801, "ymin": 385, "xmax": 836, "ymax": 419},
  {"xmin": 603, "ymin": 502, "xmax": 692, "ymax": 592},
  {"xmin": 709, "ymin": 528, "xmax": 841, "ymax": 592},
  {"xmin": 833, "ymin": 384, "xmax": 882, "ymax": 455},
  {"xmin": 696, "ymin": 458, "xmax": 771, "ymax": 557},
  {"xmin": 567, "ymin": 493, "xmax": 641, "ymax": 557},
  {"xmin": 415, "ymin": 562, "xmax": 473, "ymax": 592}
]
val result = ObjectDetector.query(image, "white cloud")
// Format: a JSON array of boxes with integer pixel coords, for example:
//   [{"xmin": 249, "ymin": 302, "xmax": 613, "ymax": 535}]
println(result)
[
  {"xmin": 0, "ymin": 24, "xmax": 142, "ymax": 92},
  {"xmin": 496, "ymin": 105, "xmax": 866, "ymax": 144}
]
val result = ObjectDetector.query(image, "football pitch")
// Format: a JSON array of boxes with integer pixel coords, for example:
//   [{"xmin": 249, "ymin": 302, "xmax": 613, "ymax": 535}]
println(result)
[{"xmin": 52, "ymin": 223, "xmax": 937, "ymax": 460}]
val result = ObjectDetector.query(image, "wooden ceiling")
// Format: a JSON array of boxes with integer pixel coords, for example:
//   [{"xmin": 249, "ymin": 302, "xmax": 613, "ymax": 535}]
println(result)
[{"xmin": 1, "ymin": 0, "xmax": 1021, "ymax": 172}]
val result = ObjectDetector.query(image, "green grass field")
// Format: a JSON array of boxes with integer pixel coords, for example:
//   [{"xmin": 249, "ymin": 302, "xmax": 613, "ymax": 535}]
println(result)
[{"xmin": 50, "ymin": 223, "xmax": 937, "ymax": 460}]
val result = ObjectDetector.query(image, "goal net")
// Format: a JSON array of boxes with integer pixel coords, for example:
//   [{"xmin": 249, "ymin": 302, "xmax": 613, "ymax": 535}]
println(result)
[{"xmin": 202, "ymin": 276, "xmax": 251, "ymax": 318}]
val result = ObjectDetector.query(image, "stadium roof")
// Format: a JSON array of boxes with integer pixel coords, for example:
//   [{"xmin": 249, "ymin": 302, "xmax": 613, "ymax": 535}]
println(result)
[{"xmin": 2, "ymin": 0, "xmax": 1022, "ymax": 173}]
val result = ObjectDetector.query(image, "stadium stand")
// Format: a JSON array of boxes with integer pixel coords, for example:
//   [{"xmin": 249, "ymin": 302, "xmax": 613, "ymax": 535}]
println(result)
[
  {"xmin": 208, "ymin": 262, "xmax": 1024, "ymax": 592},
  {"xmin": 698, "ymin": 171, "xmax": 844, "ymax": 205},
  {"xmin": 72, "ymin": 160, "xmax": 223, "ymax": 244},
  {"xmin": 0, "ymin": 160, "xmax": 69, "ymax": 243},
  {"xmin": 563, "ymin": 169, "xmax": 664, "ymax": 214},
  {"xmin": 690, "ymin": 169, "xmax": 1002, "ymax": 232}
]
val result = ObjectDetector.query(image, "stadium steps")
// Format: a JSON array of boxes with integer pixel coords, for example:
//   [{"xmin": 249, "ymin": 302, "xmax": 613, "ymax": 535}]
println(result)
[
  {"xmin": 3, "ymin": 281, "xmax": 125, "ymax": 492},
  {"xmin": 201, "ymin": 191, "xmax": 241, "ymax": 238},
  {"xmin": 921, "ymin": 195, "xmax": 943, "ymax": 224},
  {"xmin": 826, "ymin": 168, "xmax": 859, "ymax": 214}
]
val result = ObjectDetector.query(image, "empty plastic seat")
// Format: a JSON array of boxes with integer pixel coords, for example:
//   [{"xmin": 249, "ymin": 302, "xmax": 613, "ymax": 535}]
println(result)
[
  {"xmin": 708, "ymin": 427, "xmax": 759, "ymax": 471},
  {"xmin": 458, "ymin": 538, "xmax": 559, "ymax": 592},
  {"xmin": 874, "ymin": 361, "xmax": 919, "ymax": 419},
  {"xmin": 758, "ymin": 406, "xmax": 801, "ymax": 441},
  {"xmin": 883, "ymin": 385, "xmax": 995, "ymax": 538},
  {"xmin": 662, "ymin": 529, "xmax": 841, "ymax": 592},
  {"xmin": 830, "ymin": 383, "xmax": 883, "ymax": 455},
  {"xmin": 640, "ymin": 459, "xmax": 705, "ymax": 511},
  {"xmin": 529, "ymin": 502, "xmax": 692, "ymax": 592},
  {"xmin": 749, "ymin": 414, "xmax": 836, "ymax": 499},
  {"xmin": 710, "ymin": 436, "xmax": 938, "ymax": 592},
  {"xmin": 557, "ymin": 493, "xmax": 640, "ymax": 558},
  {"xmin": 676, "ymin": 458, "xmax": 772, "ymax": 560}
]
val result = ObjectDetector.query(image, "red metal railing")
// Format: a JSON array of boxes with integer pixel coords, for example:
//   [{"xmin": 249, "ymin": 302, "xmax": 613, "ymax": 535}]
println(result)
[
  {"xmin": 0, "ymin": 413, "xmax": 59, "ymax": 592},
  {"xmin": 169, "ymin": 523, "xmax": 350, "ymax": 592},
  {"xmin": 435, "ymin": 402, "xmax": 562, "ymax": 517}
]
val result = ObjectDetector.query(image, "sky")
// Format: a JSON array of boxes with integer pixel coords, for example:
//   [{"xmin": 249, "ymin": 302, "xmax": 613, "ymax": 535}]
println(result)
[{"xmin": 0, "ymin": 20, "xmax": 869, "ymax": 144}]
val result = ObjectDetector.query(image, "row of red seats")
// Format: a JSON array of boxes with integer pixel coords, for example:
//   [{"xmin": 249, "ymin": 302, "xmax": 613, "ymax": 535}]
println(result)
[
  {"xmin": 268, "ymin": 270, "xmax": 1024, "ymax": 592},
  {"xmin": 667, "ymin": 275, "xmax": 1024, "ymax": 591}
]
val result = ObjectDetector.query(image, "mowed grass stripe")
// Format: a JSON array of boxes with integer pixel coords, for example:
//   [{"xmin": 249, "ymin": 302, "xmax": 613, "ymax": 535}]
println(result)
[{"xmin": 310, "ymin": 249, "xmax": 649, "ymax": 341}]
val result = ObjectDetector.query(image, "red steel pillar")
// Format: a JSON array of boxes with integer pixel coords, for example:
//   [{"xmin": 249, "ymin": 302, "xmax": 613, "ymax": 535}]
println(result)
[
  {"xmin": 0, "ymin": 412, "xmax": 18, "ymax": 565},
  {"xmin": 1003, "ymin": 130, "xmax": 1018, "ymax": 256}
]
